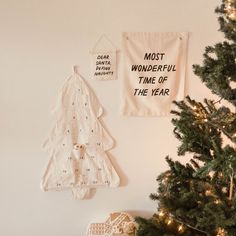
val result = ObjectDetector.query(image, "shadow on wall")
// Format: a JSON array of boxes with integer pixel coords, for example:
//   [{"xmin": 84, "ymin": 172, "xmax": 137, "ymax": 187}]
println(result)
[{"xmin": 83, "ymin": 152, "xmax": 128, "ymax": 200}]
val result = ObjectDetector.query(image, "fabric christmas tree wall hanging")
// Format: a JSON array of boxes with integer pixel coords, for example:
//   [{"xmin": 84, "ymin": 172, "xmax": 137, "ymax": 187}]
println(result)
[{"xmin": 41, "ymin": 66, "xmax": 120, "ymax": 199}]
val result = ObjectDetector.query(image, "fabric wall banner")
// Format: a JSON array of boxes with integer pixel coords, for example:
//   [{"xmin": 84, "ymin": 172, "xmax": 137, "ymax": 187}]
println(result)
[
  {"xmin": 90, "ymin": 35, "xmax": 117, "ymax": 80},
  {"xmin": 91, "ymin": 51, "xmax": 116, "ymax": 80},
  {"xmin": 121, "ymin": 32, "xmax": 189, "ymax": 116}
]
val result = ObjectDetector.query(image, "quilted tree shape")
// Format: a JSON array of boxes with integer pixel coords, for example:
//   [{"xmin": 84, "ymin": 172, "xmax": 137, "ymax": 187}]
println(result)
[{"xmin": 41, "ymin": 66, "xmax": 120, "ymax": 199}]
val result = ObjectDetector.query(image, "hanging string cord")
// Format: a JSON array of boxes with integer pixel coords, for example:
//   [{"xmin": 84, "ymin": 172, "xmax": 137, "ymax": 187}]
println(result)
[
  {"xmin": 171, "ymin": 215, "xmax": 209, "ymax": 235},
  {"xmin": 91, "ymin": 34, "xmax": 117, "ymax": 53}
]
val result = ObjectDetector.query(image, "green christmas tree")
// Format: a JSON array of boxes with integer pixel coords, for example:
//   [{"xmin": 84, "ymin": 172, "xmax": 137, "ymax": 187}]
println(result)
[{"xmin": 136, "ymin": 1, "xmax": 236, "ymax": 235}]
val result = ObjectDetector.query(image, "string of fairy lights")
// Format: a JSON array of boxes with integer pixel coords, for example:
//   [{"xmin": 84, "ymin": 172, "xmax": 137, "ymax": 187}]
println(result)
[
  {"xmin": 157, "ymin": 172, "xmax": 229, "ymax": 235},
  {"xmin": 157, "ymin": 207, "xmax": 226, "ymax": 235},
  {"xmin": 156, "ymin": 97, "xmax": 236, "ymax": 235},
  {"xmin": 193, "ymin": 100, "xmax": 236, "ymax": 200},
  {"xmin": 192, "ymin": 102, "xmax": 236, "ymax": 141},
  {"xmin": 156, "ymin": 210, "xmax": 226, "ymax": 235},
  {"xmin": 152, "ymin": 1, "xmax": 236, "ymax": 235}
]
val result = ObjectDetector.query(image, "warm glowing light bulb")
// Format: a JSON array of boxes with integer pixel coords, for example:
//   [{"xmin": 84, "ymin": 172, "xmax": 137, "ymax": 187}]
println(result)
[
  {"xmin": 159, "ymin": 210, "xmax": 164, "ymax": 217},
  {"xmin": 222, "ymin": 187, "xmax": 227, "ymax": 193},
  {"xmin": 178, "ymin": 225, "xmax": 183, "ymax": 232},
  {"xmin": 215, "ymin": 199, "xmax": 220, "ymax": 204},
  {"xmin": 205, "ymin": 190, "xmax": 212, "ymax": 196},
  {"xmin": 204, "ymin": 118, "xmax": 208, "ymax": 122},
  {"xmin": 167, "ymin": 218, "xmax": 173, "ymax": 225},
  {"xmin": 216, "ymin": 227, "xmax": 226, "ymax": 236}
]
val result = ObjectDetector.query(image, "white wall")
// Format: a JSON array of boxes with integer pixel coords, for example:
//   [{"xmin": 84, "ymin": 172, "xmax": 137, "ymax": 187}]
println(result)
[{"xmin": 0, "ymin": 0, "xmax": 223, "ymax": 235}]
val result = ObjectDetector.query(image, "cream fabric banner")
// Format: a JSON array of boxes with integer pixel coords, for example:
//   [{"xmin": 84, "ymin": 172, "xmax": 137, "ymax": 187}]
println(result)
[
  {"xmin": 121, "ymin": 32, "xmax": 189, "ymax": 116},
  {"xmin": 90, "ymin": 35, "xmax": 117, "ymax": 80},
  {"xmin": 91, "ymin": 51, "xmax": 116, "ymax": 80}
]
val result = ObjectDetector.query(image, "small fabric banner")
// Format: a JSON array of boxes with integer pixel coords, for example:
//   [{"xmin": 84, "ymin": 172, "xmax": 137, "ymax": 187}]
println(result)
[
  {"xmin": 121, "ymin": 32, "xmax": 189, "ymax": 116},
  {"xmin": 90, "ymin": 35, "xmax": 117, "ymax": 80}
]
